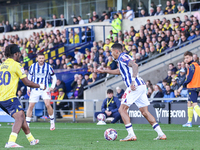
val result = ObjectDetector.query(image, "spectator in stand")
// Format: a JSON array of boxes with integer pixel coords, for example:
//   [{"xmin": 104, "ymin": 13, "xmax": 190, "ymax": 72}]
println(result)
[
  {"xmin": 164, "ymin": 85, "xmax": 175, "ymax": 102},
  {"xmin": 88, "ymin": 72, "xmax": 99, "ymax": 85},
  {"xmin": 70, "ymin": 79, "xmax": 84, "ymax": 108},
  {"xmin": 171, "ymin": 0, "xmax": 178, "ymax": 13},
  {"xmin": 78, "ymin": 74, "xmax": 87, "ymax": 86},
  {"xmin": 5, "ymin": 21, "xmax": 12, "ymax": 32},
  {"xmin": 19, "ymin": 23, "xmax": 25, "ymax": 30},
  {"xmin": 154, "ymin": 6, "xmax": 164, "ymax": 16},
  {"xmin": 54, "ymin": 59, "xmax": 63, "ymax": 69},
  {"xmin": 149, "ymin": 7, "xmax": 155, "ymax": 16},
  {"xmin": 54, "ymin": 78, "xmax": 67, "ymax": 93},
  {"xmin": 73, "ymin": 17, "xmax": 79, "ymax": 24},
  {"xmin": 107, "ymin": 56, "xmax": 117, "ymax": 70},
  {"xmin": 49, "ymin": 58, "xmax": 56, "ymax": 69},
  {"xmin": 112, "ymin": 14, "xmax": 121, "ymax": 35},
  {"xmin": 147, "ymin": 86, "xmax": 154, "ymax": 98},
  {"xmin": 71, "ymin": 74, "xmax": 79, "ymax": 89},
  {"xmin": 177, "ymin": 68, "xmax": 186, "ymax": 87},
  {"xmin": 180, "ymin": 0, "xmax": 189, "ymax": 11},
  {"xmin": 140, "ymin": 9, "xmax": 148, "ymax": 17},
  {"xmin": 168, "ymin": 63, "xmax": 177, "ymax": 73},
  {"xmin": 193, "ymin": 54, "xmax": 199, "ymax": 63},
  {"xmin": 103, "ymin": 14, "xmax": 110, "ymax": 22},
  {"xmin": 165, "ymin": 70, "xmax": 172, "ymax": 84},
  {"xmin": 125, "ymin": 5, "xmax": 134, "ymax": 20},
  {"xmin": 171, "ymin": 78, "xmax": 179, "ymax": 90},
  {"xmin": 39, "ymin": 17, "xmax": 45, "ymax": 28},
  {"xmin": 116, "ymin": 86, "xmax": 125, "ymax": 99},
  {"xmin": 92, "ymin": 11, "xmax": 99, "ymax": 21},
  {"xmin": 78, "ymin": 16, "xmax": 84, "ymax": 25},
  {"xmin": 149, "ymin": 46, "xmax": 158, "ymax": 58},
  {"xmin": 59, "ymin": 14, "xmax": 67, "ymax": 26},
  {"xmin": 151, "ymin": 85, "xmax": 164, "ymax": 98},
  {"xmin": 55, "ymin": 88, "xmax": 69, "ymax": 118},
  {"xmin": 99, "ymin": 11, "xmax": 107, "ymax": 22},
  {"xmin": 51, "ymin": 15, "xmax": 60, "ymax": 27},
  {"xmin": 164, "ymin": 1, "xmax": 171, "ymax": 15}
]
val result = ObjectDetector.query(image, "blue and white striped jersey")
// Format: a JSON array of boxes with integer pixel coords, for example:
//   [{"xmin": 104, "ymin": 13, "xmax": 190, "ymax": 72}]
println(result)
[
  {"xmin": 117, "ymin": 52, "xmax": 146, "ymax": 87},
  {"xmin": 28, "ymin": 62, "xmax": 55, "ymax": 90}
]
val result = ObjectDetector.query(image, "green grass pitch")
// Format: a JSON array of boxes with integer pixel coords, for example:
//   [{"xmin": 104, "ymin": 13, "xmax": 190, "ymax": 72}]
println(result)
[{"xmin": 0, "ymin": 122, "xmax": 200, "ymax": 150}]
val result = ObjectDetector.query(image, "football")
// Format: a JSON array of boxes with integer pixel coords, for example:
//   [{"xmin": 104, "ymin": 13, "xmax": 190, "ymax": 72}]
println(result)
[
  {"xmin": 97, "ymin": 113, "xmax": 106, "ymax": 122},
  {"xmin": 104, "ymin": 128, "xmax": 118, "ymax": 141}
]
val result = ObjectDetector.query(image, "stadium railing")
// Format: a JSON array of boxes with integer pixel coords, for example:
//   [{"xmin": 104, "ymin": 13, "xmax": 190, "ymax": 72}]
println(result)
[
  {"xmin": 45, "ymin": 18, "xmax": 67, "ymax": 29},
  {"xmin": 110, "ymin": 10, "xmax": 135, "ymax": 22},
  {"xmin": 189, "ymin": 1, "xmax": 200, "ymax": 13},
  {"xmin": 85, "ymin": 35, "xmax": 200, "ymax": 89},
  {"xmin": 21, "ymin": 98, "xmax": 199, "ymax": 123}
]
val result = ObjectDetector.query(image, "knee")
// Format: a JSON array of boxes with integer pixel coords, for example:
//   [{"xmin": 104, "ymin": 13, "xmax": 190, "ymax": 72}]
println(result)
[
  {"xmin": 45, "ymin": 103, "xmax": 51, "ymax": 108},
  {"xmin": 28, "ymin": 103, "xmax": 35, "ymax": 109},
  {"xmin": 118, "ymin": 105, "xmax": 128, "ymax": 114},
  {"xmin": 141, "ymin": 111, "xmax": 148, "ymax": 117},
  {"xmin": 15, "ymin": 111, "xmax": 24, "ymax": 122}
]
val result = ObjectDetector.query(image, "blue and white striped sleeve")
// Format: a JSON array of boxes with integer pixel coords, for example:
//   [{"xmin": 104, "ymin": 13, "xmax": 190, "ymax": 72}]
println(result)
[
  {"xmin": 49, "ymin": 65, "xmax": 55, "ymax": 76},
  {"xmin": 29, "ymin": 64, "xmax": 34, "ymax": 75},
  {"xmin": 119, "ymin": 54, "xmax": 132, "ymax": 66}
]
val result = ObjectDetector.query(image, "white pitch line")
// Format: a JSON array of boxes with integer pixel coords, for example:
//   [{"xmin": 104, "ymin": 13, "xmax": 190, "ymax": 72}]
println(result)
[{"xmin": 0, "ymin": 126, "xmax": 200, "ymax": 132}]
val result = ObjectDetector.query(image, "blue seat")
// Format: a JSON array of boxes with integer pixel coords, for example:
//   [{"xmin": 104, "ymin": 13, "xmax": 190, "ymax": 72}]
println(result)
[
  {"xmin": 34, "ymin": 102, "xmax": 45, "ymax": 117},
  {"xmin": 181, "ymin": 90, "xmax": 188, "ymax": 97}
]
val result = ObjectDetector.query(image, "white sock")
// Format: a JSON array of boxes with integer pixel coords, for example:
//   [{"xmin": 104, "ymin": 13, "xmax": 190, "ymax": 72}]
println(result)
[
  {"xmin": 152, "ymin": 123, "xmax": 164, "ymax": 136},
  {"xmin": 49, "ymin": 112, "xmax": 54, "ymax": 124},
  {"xmin": 26, "ymin": 117, "xmax": 31, "ymax": 127},
  {"xmin": 125, "ymin": 123, "xmax": 135, "ymax": 136}
]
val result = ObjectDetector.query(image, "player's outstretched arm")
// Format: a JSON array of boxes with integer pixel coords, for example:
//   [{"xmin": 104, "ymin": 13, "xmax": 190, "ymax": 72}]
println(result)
[
  {"xmin": 21, "ymin": 77, "xmax": 46, "ymax": 90},
  {"xmin": 97, "ymin": 68, "xmax": 120, "ymax": 75}
]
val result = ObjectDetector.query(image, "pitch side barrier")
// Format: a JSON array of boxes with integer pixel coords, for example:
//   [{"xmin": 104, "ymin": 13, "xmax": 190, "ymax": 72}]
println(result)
[{"xmin": 17, "ymin": 98, "xmax": 200, "ymax": 125}]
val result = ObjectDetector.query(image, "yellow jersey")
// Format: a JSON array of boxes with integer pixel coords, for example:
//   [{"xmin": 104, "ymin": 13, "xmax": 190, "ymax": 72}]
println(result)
[{"xmin": 0, "ymin": 58, "xmax": 26, "ymax": 101}]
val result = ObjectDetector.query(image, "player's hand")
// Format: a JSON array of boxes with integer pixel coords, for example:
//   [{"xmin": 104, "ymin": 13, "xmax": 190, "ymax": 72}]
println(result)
[
  {"xmin": 178, "ymin": 86, "xmax": 183, "ymax": 93},
  {"xmin": 96, "ymin": 69, "xmax": 105, "ymax": 74},
  {"xmin": 39, "ymin": 84, "xmax": 46, "ymax": 90},
  {"xmin": 130, "ymin": 81, "xmax": 136, "ymax": 91},
  {"xmin": 49, "ymin": 87, "xmax": 54, "ymax": 92},
  {"xmin": 27, "ymin": 89, "xmax": 31, "ymax": 96}
]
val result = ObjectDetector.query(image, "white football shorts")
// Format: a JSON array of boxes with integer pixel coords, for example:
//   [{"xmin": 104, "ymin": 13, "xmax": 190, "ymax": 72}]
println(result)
[
  {"xmin": 29, "ymin": 89, "xmax": 51, "ymax": 103},
  {"xmin": 121, "ymin": 85, "xmax": 150, "ymax": 108}
]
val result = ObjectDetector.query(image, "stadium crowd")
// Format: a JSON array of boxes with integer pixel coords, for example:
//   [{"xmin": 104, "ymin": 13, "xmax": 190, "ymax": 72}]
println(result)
[
  {"xmin": 0, "ymin": 0, "xmax": 191, "ymax": 33},
  {"xmin": 0, "ymin": 0, "xmax": 199, "ymax": 117}
]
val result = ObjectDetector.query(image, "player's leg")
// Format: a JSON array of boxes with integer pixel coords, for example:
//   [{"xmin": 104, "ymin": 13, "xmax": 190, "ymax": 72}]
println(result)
[
  {"xmin": 2, "ymin": 98, "xmax": 25, "ymax": 148},
  {"xmin": 44, "ymin": 99, "xmax": 55, "ymax": 130},
  {"xmin": 182, "ymin": 100, "xmax": 193, "ymax": 127},
  {"xmin": 26, "ymin": 102, "xmax": 36, "ymax": 126},
  {"xmin": 118, "ymin": 86, "xmax": 145, "ymax": 141},
  {"xmin": 26, "ymin": 90, "xmax": 40, "ymax": 127},
  {"xmin": 118, "ymin": 104, "xmax": 137, "ymax": 141},
  {"xmin": 139, "ymin": 106, "xmax": 166, "ymax": 140},
  {"xmin": 135, "ymin": 85, "xmax": 166, "ymax": 140},
  {"xmin": 21, "ymin": 111, "xmax": 39, "ymax": 145}
]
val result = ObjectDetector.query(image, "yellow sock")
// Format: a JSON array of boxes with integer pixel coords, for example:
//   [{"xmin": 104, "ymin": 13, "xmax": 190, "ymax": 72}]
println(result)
[
  {"xmin": 26, "ymin": 133, "xmax": 35, "ymax": 142},
  {"xmin": 8, "ymin": 132, "xmax": 18, "ymax": 143},
  {"xmin": 188, "ymin": 107, "xmax": 193, "ymax": 123},
  {"xmin": 194, "ymin": 105, "xmax": 200, "ymax": 117}
]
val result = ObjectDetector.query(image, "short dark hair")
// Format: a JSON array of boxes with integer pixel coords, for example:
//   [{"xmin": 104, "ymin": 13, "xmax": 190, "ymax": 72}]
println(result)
[
  {"xmin": 5, "ymin": 44, "xmax": 20, "ymax": 58},
  {"xmin": 169, "ymin": 63, "xmax": 174, "ymax": 66},
  {"xmin": 37, "ymin": 52, "xmax": 44, "ymax": 56},
  {"xmin": 184, "ymin": 51, "xmax": 193, "ymax": 57},
  {"xmin": 107, "ymin": 89, "xmax": 113, "ymax": 94},
  {"xmin": 111, "ymin": 43, "xmax": 122, "ymax": 52},
  {"xmin": 162, "ymin": 79, "xmax": 167, "ymax": 83}
]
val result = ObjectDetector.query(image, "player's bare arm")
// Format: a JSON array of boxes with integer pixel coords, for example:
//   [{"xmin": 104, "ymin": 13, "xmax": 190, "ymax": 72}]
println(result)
[
  {"xmin": 128, "ymin": 60, "xmax": 138, "ymax": 91},
  {"xmin": 21, "ymin": 77, "xmax": 46, "ymax": 90},
  {"xmin": 97, "ymin": 68, "xmax": 120, "ymax": 75}
]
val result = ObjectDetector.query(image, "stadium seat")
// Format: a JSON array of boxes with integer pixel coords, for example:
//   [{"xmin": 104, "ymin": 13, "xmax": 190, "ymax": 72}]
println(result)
[
  {"xmin": 34, "ymin": 102, "xmax": 45, "ymax": 117},
  {"xmin": 180, "ymin": 90, "xmax": 188, "ymax": 97}
]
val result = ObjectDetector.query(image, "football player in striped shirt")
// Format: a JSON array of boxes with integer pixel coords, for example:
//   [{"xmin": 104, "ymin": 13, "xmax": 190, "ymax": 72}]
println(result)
[{"xmin": 26, "ymin": 52, "xmax": 57, "ymax": 131}]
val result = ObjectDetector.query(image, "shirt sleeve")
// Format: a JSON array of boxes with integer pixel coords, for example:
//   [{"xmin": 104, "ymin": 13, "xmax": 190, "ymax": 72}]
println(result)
[
  {"xmin": 28, "ymin": 64, "xmax": 33, "ymax": 75},
  {"xmin": 49, "ymin": 65, "xmax": 55, "ymax": 76},
  {"xmin": 119, "ymin": 54, "xmax": 132, "ymax": 66},
  {"xmin": 15, "ymin": 63, "xmax": 27, "ymax": 79}
]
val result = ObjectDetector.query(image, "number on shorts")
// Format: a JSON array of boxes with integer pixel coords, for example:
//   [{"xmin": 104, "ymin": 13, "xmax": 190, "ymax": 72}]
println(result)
[{"xmin": 122, "ymin": 93, "xmax": 127, "ymax": 99}]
